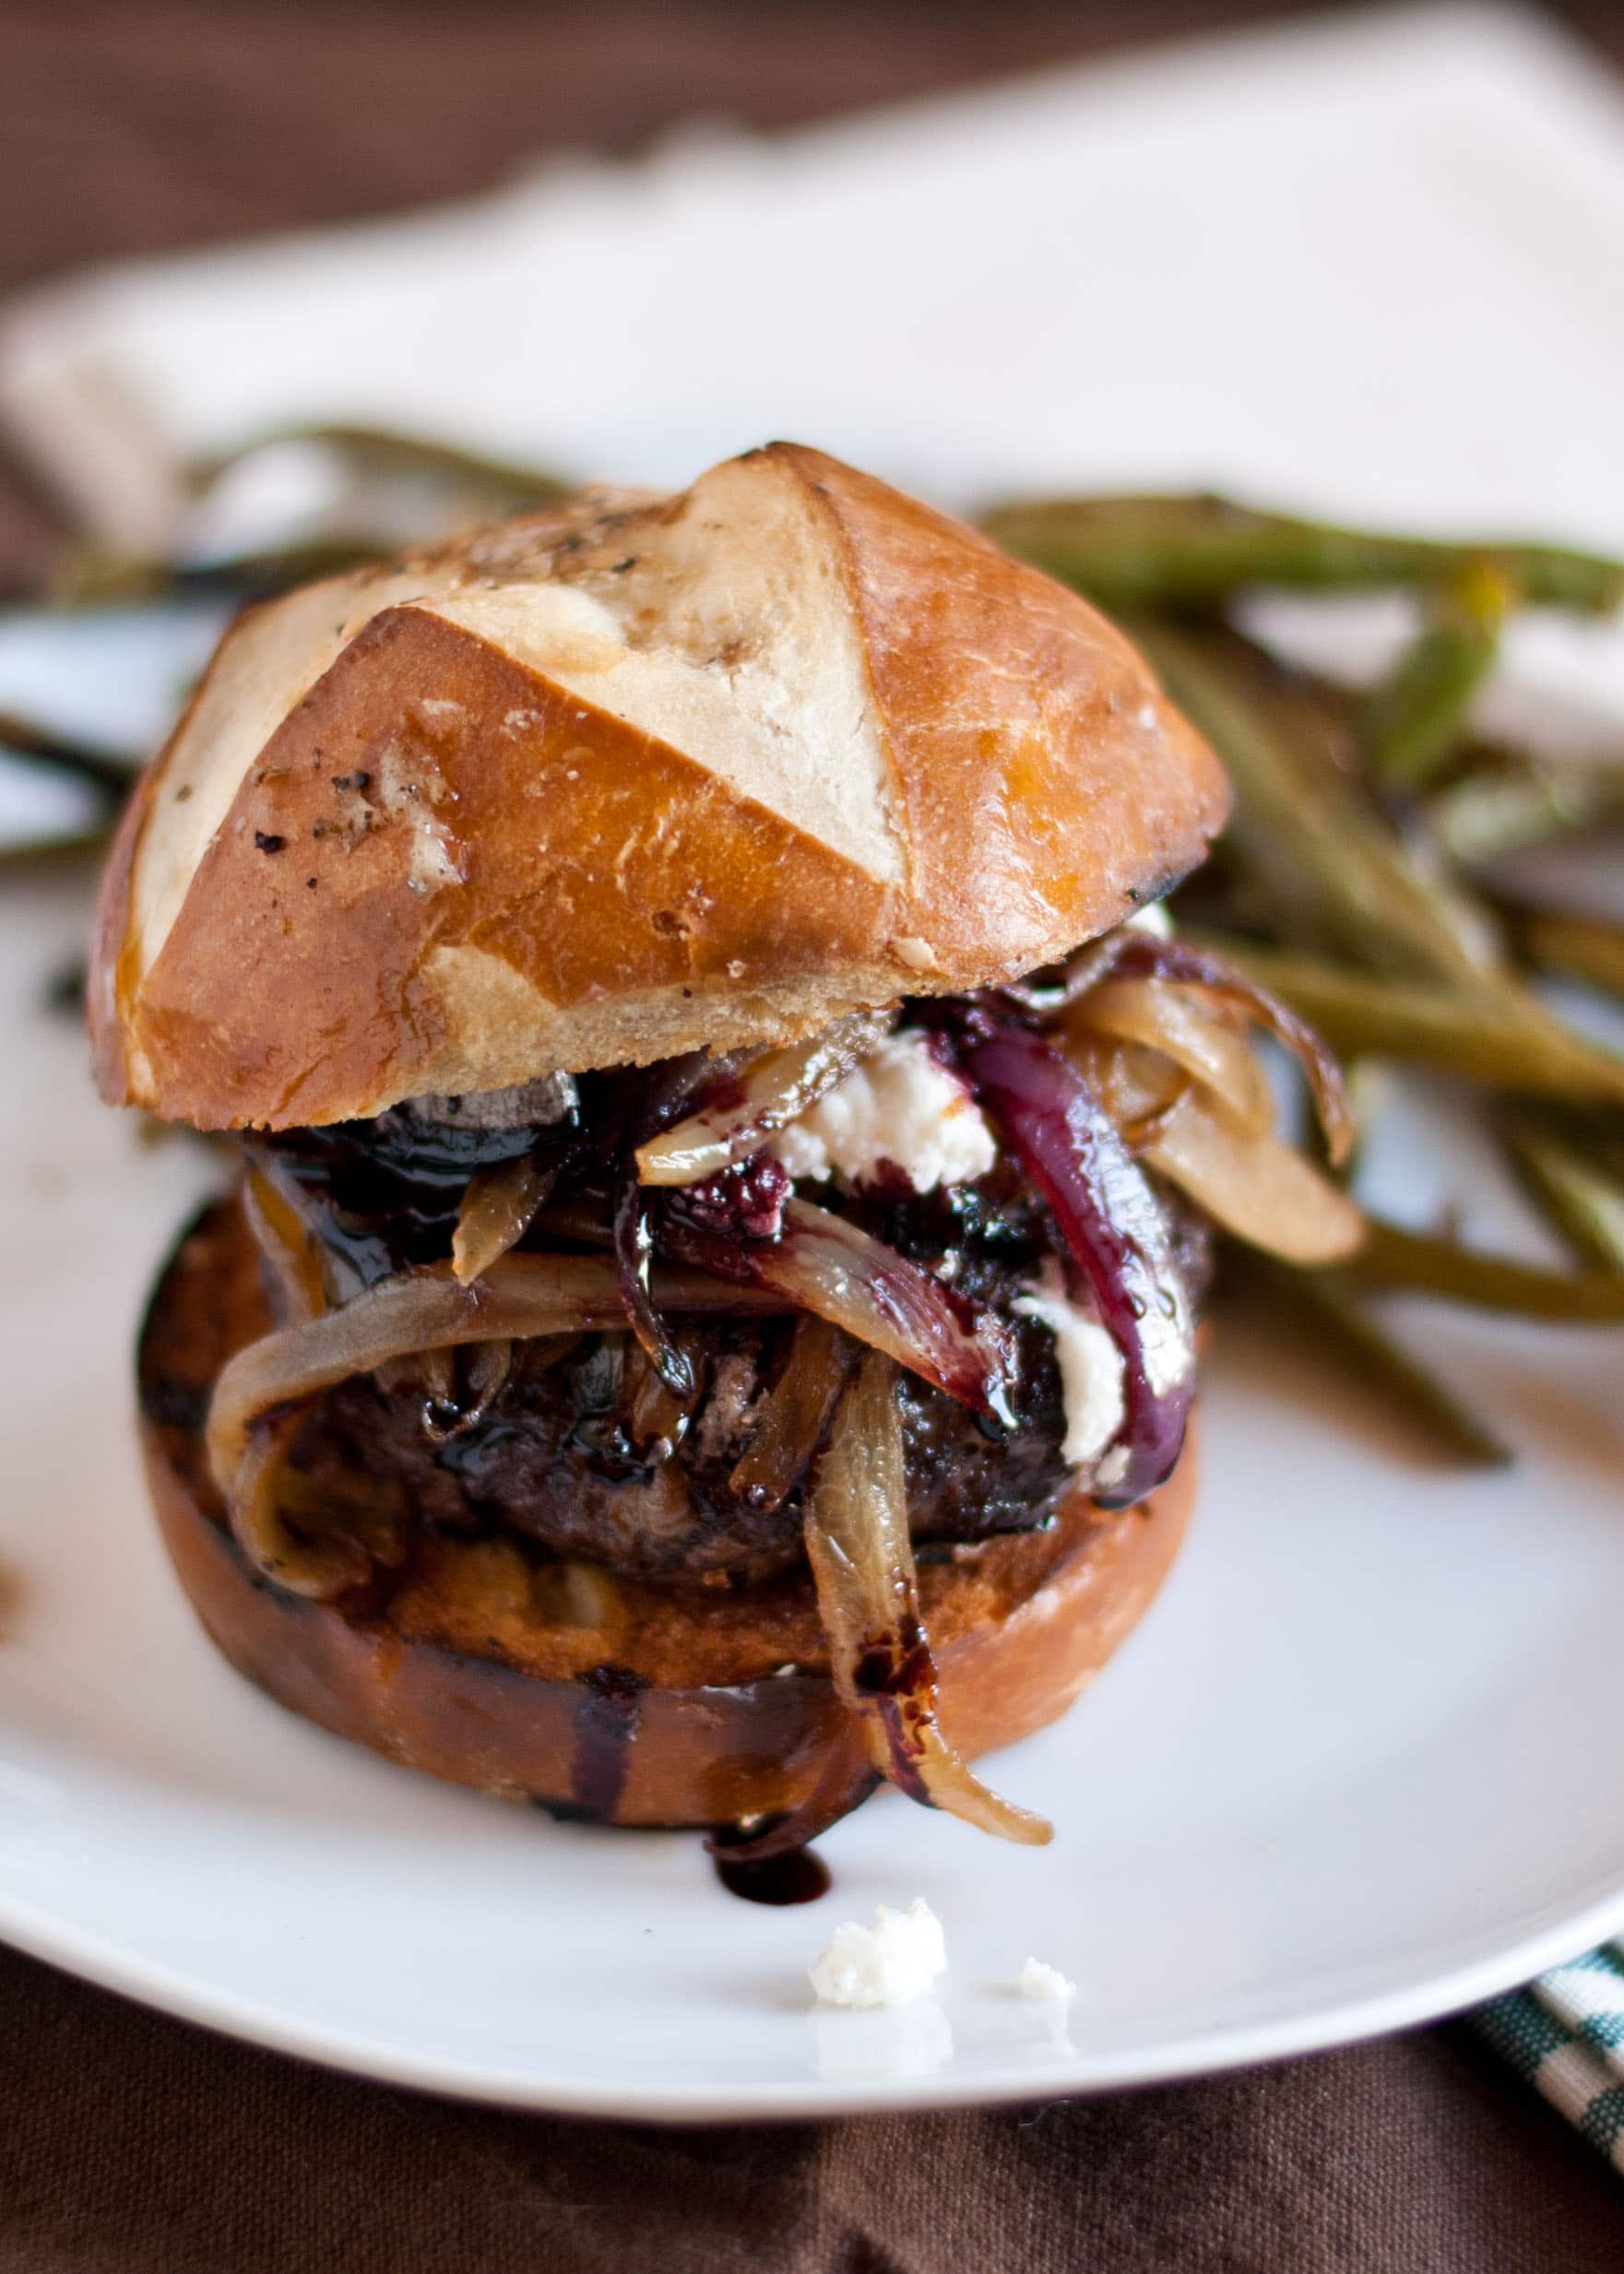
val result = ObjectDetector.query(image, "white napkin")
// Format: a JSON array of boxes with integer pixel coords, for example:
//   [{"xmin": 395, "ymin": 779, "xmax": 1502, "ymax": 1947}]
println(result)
[{"xmin": 4, "ymin": 2, "xmax": 1624, "ymax": 557}]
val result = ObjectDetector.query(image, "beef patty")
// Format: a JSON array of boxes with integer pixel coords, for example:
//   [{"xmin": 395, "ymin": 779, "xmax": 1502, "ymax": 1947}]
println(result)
[
  {"xmin": 257, "ymin": 1090, "xmax": 1210, "ymax": 1588},
  {"xmin": 303, "ymin": 1169, "xmax": 1079, "ymax": 1584}
]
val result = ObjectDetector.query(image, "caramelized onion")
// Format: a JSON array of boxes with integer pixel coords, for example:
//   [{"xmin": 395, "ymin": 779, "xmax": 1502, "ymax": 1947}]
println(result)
[
  {"xmin": 451, "ymin": 1154, "xmax": 555, "ymax": 1285},
  {"xmin": 963, "ymin": 1020, "xmax": 1196, "ymax": 1508},
  {"xmin": 634, "ymin": 1011, "xmax": 895, "ymax": 1186},
  {"xmin": 231, "ymin": 1412, "xmax": 371, "ymax": 1598},
  {"xmin": 663, "ymin": 1197, "xmax": 1015, "ymax": 1424},
  {"xmin": 614, "ymin": 1170, "xmax": 695, "ymax": 1399},
  {"xmin": 243, "ymin": 1166, "xmax": 327, "ymax": 1321},
  {"xmin": 706, "ymin": 1720, "xmax": 882, "ymax": 1865},
  {"xmin": 802, "ymin": 1352, "xmax": 1051, "ymax": 1844},
  {"xmin": 729, "ymin": 1313, "xmax": 856, "ymax": 1511},
  {"xmin": 1068, "ymin": 977, "xmax": 1274, "ymax": 1136},
  {"xmin": 207, "ymin": 1253, "xmax": 787, "ymax": 1511},
  {"xmin": 999, "ymin": 931, "xmax": 1130, "ymax": 1015},
  {"xmin": 1061, "ymin": 1034, "xmax": 1190, "ymax": 1151},
  {"xmin": 422, "ymin": 1335, "xmax": 516, "ymax": 1442},
  {"xmin": 1143, "ymin": 1090, "xmax": 1365, "ymax": 1263},
  {"xmin": 1111, "ymin": 934, "xmax": 1354, "ymax": 1166},
  {"xmin": 621, "ymin": 1332, "xmax": 700, "ymax": 1459}
]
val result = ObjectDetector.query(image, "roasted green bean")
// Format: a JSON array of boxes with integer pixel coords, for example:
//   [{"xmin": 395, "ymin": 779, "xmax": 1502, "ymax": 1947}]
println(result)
[
  {"xmin": 980, "ymin": 492, "xmax": 1624, "ymax": 614},
  {"xmin": 1361, "ymin": 561, "xmax": 1513, "ymax": 790},
  {"xmin": 1344, "ymin": 1219, "xmax": 1624, "ymax": 1319}
]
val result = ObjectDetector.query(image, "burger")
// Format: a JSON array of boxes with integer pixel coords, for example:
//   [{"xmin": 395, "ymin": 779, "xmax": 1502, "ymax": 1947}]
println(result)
[{"xmin": 90, "ymin": 443, "xmax": 1360, "ymax": 1865}]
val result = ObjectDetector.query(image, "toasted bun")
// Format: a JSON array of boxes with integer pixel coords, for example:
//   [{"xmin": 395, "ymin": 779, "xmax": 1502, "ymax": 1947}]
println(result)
[
  {"xmin": 138, "ymin": 1199, "xmax": 1194, "ymax": 1826},
  {"xmin": 92, "ymin": 443, "xmax": 1228, "ymax": 1130}
]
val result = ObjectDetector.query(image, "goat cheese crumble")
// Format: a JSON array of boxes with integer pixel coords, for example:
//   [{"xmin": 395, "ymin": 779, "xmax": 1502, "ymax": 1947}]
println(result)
[
  {"xmin": 1013, "ymin": 1261, "xmax": 1126, "ymax": 1468},
  {"xmin": 809, "ymin": 1900, "xmax": 948, "ymax": 2009},
  {"xmin": 771, "ymin": 1029, "xmax": 995, "ymax": 1195},
  {"xmin": 1019, "ymin": 1956, "xmax": 1077, "ymax": 2005}
]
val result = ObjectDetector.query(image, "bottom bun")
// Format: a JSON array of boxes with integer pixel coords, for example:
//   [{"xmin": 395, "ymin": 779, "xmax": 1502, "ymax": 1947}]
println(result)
[{"xmin": 137, "ymin": 1200, "xmax": 1196, "ymax": 1829}]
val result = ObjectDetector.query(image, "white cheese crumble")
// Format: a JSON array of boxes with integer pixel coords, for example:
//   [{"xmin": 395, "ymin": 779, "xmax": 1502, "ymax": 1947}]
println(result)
[
  {"xmin": 771, "ymin": 1029, "xmax": 996, "ymax": 1194},
  {"xmin": 809, "ymin": 1899, "xmax": 947, "ymax": 2009},
  {"xmin": 1019, "ymin": 1956, "xmax": 1077, "ymax": 2005},
  {"xmin": 1013, "ymin": 1261, "xmax": 1126, "ymax": 1469}
]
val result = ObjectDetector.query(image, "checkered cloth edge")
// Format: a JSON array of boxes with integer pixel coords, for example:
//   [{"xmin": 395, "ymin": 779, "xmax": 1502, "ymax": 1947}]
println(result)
[{"xmin": 1477, "ymin": 1943, "xmax": 1624, "ymax": 2171}]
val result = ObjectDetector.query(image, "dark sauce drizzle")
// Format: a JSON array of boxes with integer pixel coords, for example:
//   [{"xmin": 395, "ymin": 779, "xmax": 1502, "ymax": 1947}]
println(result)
[
  {"xmin": 709, "ymin": 1818, "xmax": 832, "ymax": 1906},
  {"xmin": 567, "ymin": 1663, "xmax": 648, "ymax": 1822}
]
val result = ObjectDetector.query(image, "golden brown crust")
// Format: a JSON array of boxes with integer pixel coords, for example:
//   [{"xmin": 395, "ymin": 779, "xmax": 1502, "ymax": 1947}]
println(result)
[
  {"xmin": 138, "ymin": 1199, "xmax": 1194, "ymax": 1825},
  {"xmin": 92, "ymin": 444, "xmax": 1228, "ymax": 1131}
]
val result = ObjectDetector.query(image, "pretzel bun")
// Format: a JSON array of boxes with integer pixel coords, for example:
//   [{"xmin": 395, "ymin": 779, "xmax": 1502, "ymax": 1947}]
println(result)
[
  {"xmin": 90, "ymin": 443, "xmax": 1227, "ymax": 1131},
  {"xmin": 138, "ymin": 1199, "xmax": 1194, "ymax": 1825}
]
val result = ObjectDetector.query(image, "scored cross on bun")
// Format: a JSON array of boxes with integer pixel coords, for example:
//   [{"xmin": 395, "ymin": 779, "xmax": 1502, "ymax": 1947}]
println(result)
[
  {"xmin": 91, "ymin": 442, "xmax": 1227, "ymax": 1131},
  {"xmin": 93, "ymin": 445, "xmax": 1358, "ymax": 1856}
]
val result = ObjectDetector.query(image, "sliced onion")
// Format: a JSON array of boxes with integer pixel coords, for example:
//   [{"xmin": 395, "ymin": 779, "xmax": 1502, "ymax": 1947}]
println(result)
[
  {"xmin": 451, "ymin": 1154, "xmax": 555, "ymax": 1285},
  {"xmin": 422, "ymin": 1336, "xmax": 516, "ymax": 1442},
  {"xmin": 802, "ymin": 1351, "xmax": 1051, "ymax": 1845},
  {"xmin": 999, "ymin": 931, "xmax": 1130, "ymax": 1015},
  {"xmin": 621, "ymin": 1332, "xmax": 700, "ymax": 1459},
  {"xmin": 1061, "ymin": 1033, "xmax": 1190, "ymax": 1151},
  {"xmin": 1143, "ymin": 1089, "xmax": 1365, "ymax": 1263},
  {"xmin": 243, "ymin": 1165, "xmax": 327, "ymax": 1321},
  {"xmin": 1067, "ymin": 977, "xmax": 1274, "ymax": 1136},
  {"xmin": 963, "ymin": 1020, "xmax": 1196, "ymax": 1509},
  {"xmin": 207, "ymin": 1252, "xmax": 788, "ymax": 1510},
  {"xmin": 729, "ymin": 1312, "xmax": 855, "ymax": 1511},
  {"xmin": 707, "ymin": 1721, "xmax": 881, "ymax": 1865},
  {"xmin": 231, "ymin": 1411, "xmax": 371, "ymax": 1598},
  {"xmin": 635, "ymin": 1011, "xmax": 895, "ymax": 1186},
  {"xmin": 614, "ymin": 1169, "xmax": 695, "ymax": 1399},
  {"xmin": 662, "ymin": 1197, "xmax": 1015, "ymax": 1424},
  {"xmin": 1110, "ymin": 934, "xmax": 1354, "ymax": 1166}
]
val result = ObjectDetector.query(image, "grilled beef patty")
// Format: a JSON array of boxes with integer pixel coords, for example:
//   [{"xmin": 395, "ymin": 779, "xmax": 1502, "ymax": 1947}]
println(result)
[
  {"xmin": 258, "ymin": 1075, "xmax": 1210, "ymax": 1587},
  {"xmin": 303, "ymin": 1170, "xmax": 1079, "ymax": 1583}
]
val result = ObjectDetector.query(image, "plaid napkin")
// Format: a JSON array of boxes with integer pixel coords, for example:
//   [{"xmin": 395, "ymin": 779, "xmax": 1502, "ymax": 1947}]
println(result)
[{"xmin": 1479, "ymin": 1945, "xmax": 1624, "ymax": 2170}]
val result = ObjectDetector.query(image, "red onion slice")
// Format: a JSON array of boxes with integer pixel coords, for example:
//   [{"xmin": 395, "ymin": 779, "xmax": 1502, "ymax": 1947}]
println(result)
[
  {"xmin": 802, "ymin": 1351, "xmax": 1051, "ymax": 1844},
  {"xmin": 962, "ymin": 1020, "xmax": 1196, "ymax": 1508},
  {"xmin": 662, "ymin": 1196, "xmax": 1015, "ymax": 1425}
]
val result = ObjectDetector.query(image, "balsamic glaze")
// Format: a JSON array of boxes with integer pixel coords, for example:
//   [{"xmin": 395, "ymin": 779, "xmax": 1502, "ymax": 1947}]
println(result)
[
  {"xmin": 568, "ymin": 1663, "xmax": 647, "ymax": 1821},
  {"xmin": 709, "ymin": 1818, "xmax": 832, "ymax": 1906}
]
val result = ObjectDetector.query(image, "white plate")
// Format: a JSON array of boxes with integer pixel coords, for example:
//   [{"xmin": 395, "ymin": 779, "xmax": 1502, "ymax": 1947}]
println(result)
[
  {"xmin": 3, "ymin": 859, "xmax": 1624, "ymax": 2120},
  {"xmin": 6, "ymin": 0, "xmax": 1624, "ymax": 2125}
]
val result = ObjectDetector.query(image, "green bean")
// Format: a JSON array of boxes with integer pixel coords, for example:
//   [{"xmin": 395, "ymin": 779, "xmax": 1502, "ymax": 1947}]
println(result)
[
  {"xmin": 1506, "ymin": 904, "xmax": 1624, "ymax": 1005},
  {"xmin": 187, "ymin": 422, "xmax": 572, "ymax": 504},
  {"xmin": 0, "ymin": 714, "xmax": 131, "ymax": 798},
  {"xmin": 1343, "ymin": 1219, "xmax": 1624, "ymax": 1319},
  {"xmin": 1361, "ymin": 562, "xmax": 1513, "ymax": 790},
  {"xmin": 1129, "ymin": 619, "xmax": 1501, "ymax": 982},
  {"xmin": 53, "ymin": 540, "xmax": 383, "ymax": 606},
  {"xmin": 1425, "ymin": 751, "xmax": 1624, "ymax": 864},
  {"xmin": 1502, "ymin": 1113, "xmax": 1624, "ymax": 1273},
  {"xmin": 1234, "ymin": 1251, "xmax": 1511, "ymax": 1465},
  {"xmin": 56, "ymin": 426, "xmax": 573, "ymax": 605},
  {"xmin": 978, "ymin": 493, "xmax": 1624, "ymax": 614},
  {"xmin": 1183, "ymin": 938, "xmax": 1624, "ymax": 1104}
]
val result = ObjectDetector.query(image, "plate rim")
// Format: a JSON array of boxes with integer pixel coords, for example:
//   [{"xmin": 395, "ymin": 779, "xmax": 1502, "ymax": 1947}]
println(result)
[{"xmin": 5, "ymin": 1873, "xmax": 1622, "ymax": 2121}]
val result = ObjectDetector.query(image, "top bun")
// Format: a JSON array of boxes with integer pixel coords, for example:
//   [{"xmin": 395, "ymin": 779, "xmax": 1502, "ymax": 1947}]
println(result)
[{"xmin": 90, "ymin": 443, "xmax": 1228, "ymax": 1130}]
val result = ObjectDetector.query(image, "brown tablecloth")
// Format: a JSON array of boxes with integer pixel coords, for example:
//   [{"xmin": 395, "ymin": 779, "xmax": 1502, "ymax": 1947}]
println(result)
[
  {"xmin": 3, "ymin": 1937, "xmax": 1621, "ymax": 2273},
  {"xmin": 3, "ymin": 5, "xmax": 1623, "ymax": 2265}
]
